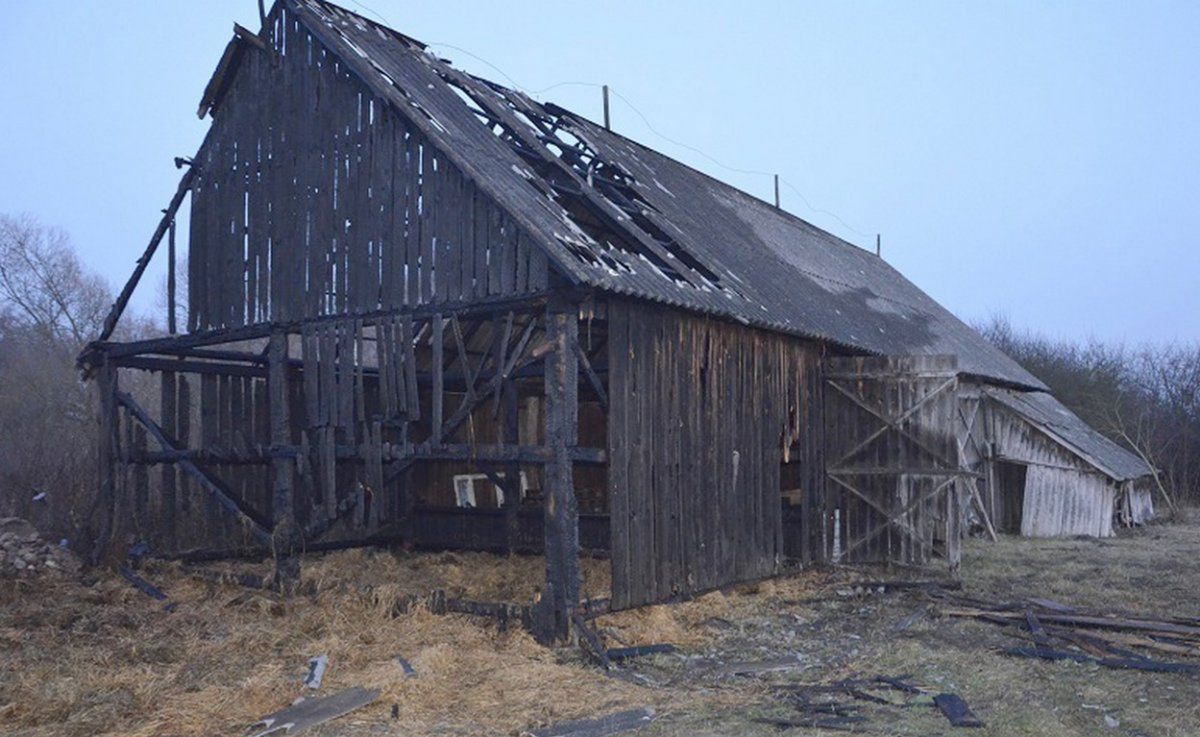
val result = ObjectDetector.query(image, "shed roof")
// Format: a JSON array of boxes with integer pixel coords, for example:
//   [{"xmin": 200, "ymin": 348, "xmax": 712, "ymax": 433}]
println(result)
[
  {"xmin": 983, "ymin": 387, "xmax": 1152, "ymax": 481},
  {"xmin": 211, "ymin": 0, "xmax": 1046, "ymax": 390}
]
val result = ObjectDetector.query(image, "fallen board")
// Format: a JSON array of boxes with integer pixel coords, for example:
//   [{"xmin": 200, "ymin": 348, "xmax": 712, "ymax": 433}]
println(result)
[
  {"xmin": 933, "ymin": 693, "xmax": 984, "ymax": 728},
  {"xmin": 250, "ymin": 686, "xmax": 380, "ymax": 736},
  {"xmin": 1004, "ymin": 646, "xmax": 1200, "ymax": 674},
  {"xmin": 529, "ymin": 707, "xmax": 655, "ymax": 737}
]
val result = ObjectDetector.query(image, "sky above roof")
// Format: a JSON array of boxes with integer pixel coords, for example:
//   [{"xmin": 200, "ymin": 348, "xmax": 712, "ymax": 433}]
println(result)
[{"xmin": 1, "ymin": 1, "xmax": 1196, "ymax": 345}]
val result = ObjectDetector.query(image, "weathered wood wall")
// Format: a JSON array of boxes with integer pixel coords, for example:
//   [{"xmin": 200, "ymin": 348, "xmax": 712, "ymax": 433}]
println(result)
[
  {"xmin": 606, "ymin": 300, "xmax": 823, "ymax": 609},
  {"xmin": 824, "ymin": 355, "xmax": 962, "ymax": 567},
  {"xmin": 983, "ymin": 400, "xmax": 1116, "ymax": 537},
  {"xmin": 189, "ymin": 15, "xmax": 549, "ymax": 331}
]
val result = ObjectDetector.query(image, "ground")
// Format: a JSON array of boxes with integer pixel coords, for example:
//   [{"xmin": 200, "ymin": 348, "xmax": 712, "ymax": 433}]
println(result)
[{"xmin": 1, "ymin": 521, "xmax": 1197, "ymax": 737}]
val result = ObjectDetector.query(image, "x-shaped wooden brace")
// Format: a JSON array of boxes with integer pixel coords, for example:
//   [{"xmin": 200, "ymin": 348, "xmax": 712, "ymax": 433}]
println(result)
[
  {"xmin": 827, "ymin": 375, "xmax": 959, "ymax": 472},
  {"xmin": 831, "ymin": 473, "xmax": 957, "ymax": 561}
]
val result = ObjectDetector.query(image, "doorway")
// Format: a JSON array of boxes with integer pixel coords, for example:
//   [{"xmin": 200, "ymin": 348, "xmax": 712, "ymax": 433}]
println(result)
[{"xmin": 995, "ymin": 460, "xmax": 1028, "ymax": 534}]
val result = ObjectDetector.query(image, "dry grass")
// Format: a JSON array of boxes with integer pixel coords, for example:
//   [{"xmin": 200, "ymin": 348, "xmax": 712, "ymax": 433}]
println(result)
[
  {"xmin": 596, "ymin": 572, "xmax": 831, "ymax": 650},
  {"xmin": 0, "ymin": 550, "xmax": 630, "ymax": 737},
  {"xmin": 3, "ymin": 523, "xmax": 1198, "ymax": 737}
]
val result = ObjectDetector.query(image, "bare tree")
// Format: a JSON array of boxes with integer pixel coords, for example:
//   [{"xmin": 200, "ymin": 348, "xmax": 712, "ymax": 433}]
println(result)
[
  {"xmin": 977, "ymin": 313, "xmax": 1200, "ymax": 513},
  {"xmin": 0, "ymin": 215, "xmax": 119, "ymax": 545},
  {"xmin": 0, "ymin": 215, "xmax": 110, "ymax": 345}
]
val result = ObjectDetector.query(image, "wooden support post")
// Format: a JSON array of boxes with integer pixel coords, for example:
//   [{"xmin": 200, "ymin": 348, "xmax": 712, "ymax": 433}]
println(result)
[
  {"xmin": 537, "ymin": 297, "xmax": 580, "ymax": 643},
  {"xmin": 167, "ymin": 218, "xmax": 177, "ymax": 335},
  {"xmin": 160, "ymin": 370, "xmax": 178, "ymax": 550},
  {"xmin": 503, "ymin": 379, "xmax": 521, "ymax": 554},
  {"xmin": 268, "ymin": 331, "xmax": 300, "ymax": 589},
  {"xmin": 89, "ymin": 364, "xmax": 120, "ymax": 565}
]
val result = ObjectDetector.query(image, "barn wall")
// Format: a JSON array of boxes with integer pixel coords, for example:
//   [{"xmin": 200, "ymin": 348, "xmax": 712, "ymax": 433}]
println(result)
[
  {"xmin": 606, "ymin": 299, "xmax": 823, "ymax": 609},
  {"xmin": 188, "ymin": 17, "xmax": 549, "ymax": 331},
  {"xmin": 984, "ymin": 399, "xmax": 1116, "ymax": 537}
]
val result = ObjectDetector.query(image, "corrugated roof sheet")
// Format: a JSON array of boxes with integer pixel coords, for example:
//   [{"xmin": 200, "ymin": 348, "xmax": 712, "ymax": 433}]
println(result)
[
  {"xmin": 984, "ymin": 387, "xmax": 1152, "ymax": 481},
  {"xmin": 257, "ymin": 0, "xmax": 1048, "ymax": 390}
]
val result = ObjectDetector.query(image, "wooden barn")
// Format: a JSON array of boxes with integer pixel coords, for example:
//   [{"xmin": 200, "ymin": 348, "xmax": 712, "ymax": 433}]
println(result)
[
  {"xmin": 965, "ymin": 387, "xmax": 1153, "ymax": 537},
  {"xmin": 77, "ymin": 0, "xmax": 1148, "ymax": 640}
]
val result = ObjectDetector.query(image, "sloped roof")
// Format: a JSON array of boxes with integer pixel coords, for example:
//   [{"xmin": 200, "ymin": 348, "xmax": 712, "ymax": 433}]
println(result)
[
  {"xmin": 984, "ymin": 387, "xmax": 1151, "ymax": 481},
  {"xmin": 212, "ymin": 0, "xmax": 1046, "ymax": 390}
]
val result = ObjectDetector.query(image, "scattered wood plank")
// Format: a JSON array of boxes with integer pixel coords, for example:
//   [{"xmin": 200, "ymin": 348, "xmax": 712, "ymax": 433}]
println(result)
[
  {"xmin": 933, "ymin": 693, "xmax": 984, "ymax": 728},
  {"xmin": 118, "ymin": 565, "xmax": 176, "ymax": 612},
  {"xmin": 529, "ymin": 707, "xmax": 655, "ymax": 737},
  {"xmin": 249, "ymin": 686, "xmax": 379, "ymax": 737},
  {"xmin": 605, "ymin": 644, "xmax": 676, "ymax": 662},
  {"xmin": 1003, "ymin": 646, "xmax": 1200, "ymax": 674},
  {"xmin": 752, "ymin": 715, "xmax": 866, "ymax": 732}
]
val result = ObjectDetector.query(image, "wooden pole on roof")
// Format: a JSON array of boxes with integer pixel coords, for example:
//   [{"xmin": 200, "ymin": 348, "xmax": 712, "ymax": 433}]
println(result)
[
  {"xmin": 602, "ymin": 85, "xmax": 611, "ymax": 130},
  {"xmin": 876, "ymin": 234, "xmax": 881, "ymax": 257},
  {"xmin": 774, "ymin": 175, "xmax": 780, "ymax": 209},
  {"xmin": 167, "ymin": 217, "xmax": 177, "ymax": 335}
]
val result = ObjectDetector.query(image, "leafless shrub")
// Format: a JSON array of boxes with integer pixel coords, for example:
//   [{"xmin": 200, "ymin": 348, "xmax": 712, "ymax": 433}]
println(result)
[{"xmin": 978, "ymin": 314, "xmax": 1200, "ymax": 512}]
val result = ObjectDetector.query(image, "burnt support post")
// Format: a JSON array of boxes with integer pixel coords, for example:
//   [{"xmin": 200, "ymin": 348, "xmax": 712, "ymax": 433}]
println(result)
[
  {"xmin": 160, "ymin": 370, "xmax": 178, "ymax": 550},
  {"xmin": 503, "ymin": 379, "xmax": 521, "ymax": 553},
  {"xmin": 536, "ymin": 296, "xmax": 581, "ymax": 643},
  {"xmin": 268, "ymin": 331, "xmax": 299, "ymax": 589}
]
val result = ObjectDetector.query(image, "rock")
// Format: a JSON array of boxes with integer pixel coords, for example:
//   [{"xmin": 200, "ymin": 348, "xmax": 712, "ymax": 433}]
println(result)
[
  {"xmin": 0, "ymin": 517, "xmax": 81, "ymax": 579},
  {"xmin": 0, "ymin": 518, "xmax": 37, "ymax": 537}
]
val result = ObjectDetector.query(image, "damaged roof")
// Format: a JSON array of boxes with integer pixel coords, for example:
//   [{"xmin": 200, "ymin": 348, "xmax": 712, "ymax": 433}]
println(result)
[
  {"xmin": 212, "ymin": 0, "xmax": 1047, "ymax": 390},
  {"xmin": 984, "ymin": 387, "xmax": 1152, "ymax": 481}
]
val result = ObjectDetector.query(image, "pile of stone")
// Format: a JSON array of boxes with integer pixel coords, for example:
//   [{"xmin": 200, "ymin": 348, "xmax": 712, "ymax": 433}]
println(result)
[{"xmin": 0, "ymin": 517, "xmax": 80, "ymax": 579}]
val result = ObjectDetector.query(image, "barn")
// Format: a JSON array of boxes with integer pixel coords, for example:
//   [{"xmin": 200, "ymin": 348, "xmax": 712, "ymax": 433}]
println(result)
[
  {"xmin": 77, "ymin": 0, "xmax": 1150, "ymax": 641},
  {"xmin": 969, "ymin": 386, "xmax": 1153, "ymax": 537}
]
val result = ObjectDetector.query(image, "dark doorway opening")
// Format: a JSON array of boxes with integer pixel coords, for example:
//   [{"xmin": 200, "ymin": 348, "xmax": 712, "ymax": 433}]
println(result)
[{"xmin": 995, "ymin": 461, "xmax": 1028, "ymax": 534}]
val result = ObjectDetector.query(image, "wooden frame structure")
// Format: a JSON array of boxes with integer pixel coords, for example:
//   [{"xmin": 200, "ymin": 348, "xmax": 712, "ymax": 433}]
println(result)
[{"xmin": 80, "ymin": 0, "xmax": 1122, "ymax": 641}]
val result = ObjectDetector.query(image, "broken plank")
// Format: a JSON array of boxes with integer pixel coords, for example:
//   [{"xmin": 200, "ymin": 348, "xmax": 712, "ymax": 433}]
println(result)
[
  {"xmin": 933, "ymin": 693, "xmax": 984, "ymax": 728},
  {"xmin": 250, "ymin": 686, "xmax": 380, "ymax": 737},
  {"xmin": 530, "ymin": 707, "xmax": 655, "ymax": 737}
]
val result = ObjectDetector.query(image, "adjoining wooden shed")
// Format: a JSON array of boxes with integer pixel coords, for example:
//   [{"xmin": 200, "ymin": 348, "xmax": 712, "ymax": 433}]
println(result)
[
  {"xmin": 77, "ymin": 0, "xmax": 1144, "ymax": 639},
  {"xmin": 964, "ymin": 387, "xmax": 1153, "ymax": 537}
]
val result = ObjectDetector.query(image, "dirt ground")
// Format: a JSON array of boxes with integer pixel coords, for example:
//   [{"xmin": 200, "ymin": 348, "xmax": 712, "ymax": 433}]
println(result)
[{"xmin": 1, "ymin": 521, "xmax": 1198, "ymax": 737}]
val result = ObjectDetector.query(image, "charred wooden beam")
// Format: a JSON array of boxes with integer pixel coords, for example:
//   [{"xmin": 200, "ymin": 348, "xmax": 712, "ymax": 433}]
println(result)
[
  {"xmin": 536, "ymin": 297, "xmax": 581, "ymax": 644},
  {"xmin": 115, "ymin": 390, "xmax": 272, "ymax": 545},
  {"xmin": 167, "ymin": 218, "xmax": 177, "ymax": 335},
  {"xmin": 575, "ymin": 340, "xmax": 608, "ymax": 409},
  {"xmin": 92, "ymin": 166, "xmax": 196, "ymax": 347},
  {"xmin": 111, "ymin": 355, "xmax": 268, "ymax": 378},
  {"xmin": 93, "ymin": 294, "xmax": 549, "ymax": 362}
]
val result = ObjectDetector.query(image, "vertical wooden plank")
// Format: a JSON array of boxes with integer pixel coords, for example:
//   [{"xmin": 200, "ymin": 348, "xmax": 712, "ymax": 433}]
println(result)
[
  {"xmin": 607, "ymin": 301, "xmax": 630, "ymax": 609},
  {"xmin": 269, "ymin": 331, "xmax": 299, "ymax": 588},
  {"xmin": 160, "ymin": 370, "xmax": 178, "ymax": 550},
  {"xmin": 199, "ymin": 374, "xmax": 220, "ymax": 540},
  {"xmin": 431, "ymin": 314, "xmax": 444, "ymax": 440},
  {"xmin": 89, "ymin": 366, "xmax": 119, "ymax": 564},
  {"xmin": 177, "ymin": 375, "xmax": 193, "ymax": 517}
]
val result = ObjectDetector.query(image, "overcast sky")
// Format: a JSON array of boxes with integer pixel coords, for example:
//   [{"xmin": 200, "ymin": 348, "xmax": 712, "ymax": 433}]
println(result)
[{"xmin": 1, "ymin": 1, "xmax": 1196, "ymax": 344}]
